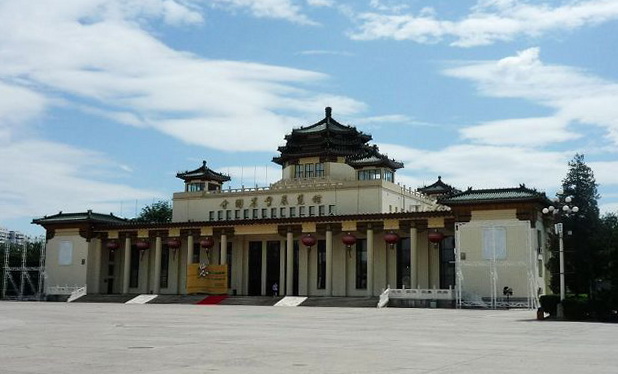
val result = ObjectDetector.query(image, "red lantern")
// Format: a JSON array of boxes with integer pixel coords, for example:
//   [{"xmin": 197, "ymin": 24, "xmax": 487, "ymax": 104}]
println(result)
[
  {"xmin": 135, "ymin": 239, "xmax": 150, "ymax": 250},
  {"xmin": 200, "ymin": 237, "xmax": 215, "ymax": 249},
  {"xmin": 384, "ymin": 231, "xmax": 400, "ymax": 249},
  {"xmin": 167, "ymin": 238, "xmax": 181, "ymax": 249},
  {"xmin": 106, "ymin": 241, "xmax": 119, "ymax": 251},
  {"xmin": 301, "ymin": 234, "xmax": 317, "ymax": 249},
  {"xmin": 342, "ymin": 233, "xmax": 357, "ymax": 247},
  {"xmin": 428, "ymin": 231, "xmax": 444, "ymax": 244}
]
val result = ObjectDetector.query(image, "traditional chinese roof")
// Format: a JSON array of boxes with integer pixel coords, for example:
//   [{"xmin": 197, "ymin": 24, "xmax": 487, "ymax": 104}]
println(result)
[
  {"xmin": 176, "ymin": 161, "xmax": 231, "ymax": 183},
  {"xmin": 418, "ymin": 176, "xmax": 459, "ymax": 196},
  {"xmin": 346, "ymin": 144, "xmax": 404, "ymax": 170},
  {"xmin": 272, "ymin": 107, "xmax": 373, "ymax": 165},
  {"xmin": 32, "ymin": 210, "xmax": 128, "ymax": 226},
  {"xmin": 438, "ymin": 185, "xmax": 549, "ymax": 205}
]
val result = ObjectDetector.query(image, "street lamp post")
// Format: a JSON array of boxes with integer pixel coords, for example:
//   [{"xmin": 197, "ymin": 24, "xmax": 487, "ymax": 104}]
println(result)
[{"xmin": 542, "ymin": 193, "xmax": 579, "ymax": 303}]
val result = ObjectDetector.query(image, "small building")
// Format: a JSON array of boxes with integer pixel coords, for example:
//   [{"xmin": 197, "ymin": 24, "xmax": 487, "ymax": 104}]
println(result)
[{"xmin": 33, "ymin": 108, "xmax": 551, "ymax": 308}]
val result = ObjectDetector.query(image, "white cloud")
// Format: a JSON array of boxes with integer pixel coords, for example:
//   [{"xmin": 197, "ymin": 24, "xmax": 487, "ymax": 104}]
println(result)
[
  {"xmin": 0, "ymin": 0, "xmax": 365, "ymax": 152},
  {"xmin": 349, "ymin": 0, "xmax": 618, "ymax": 47},
  {"xmin": 306, "ymin": 0, "xmax": 334, "ymax": 7},
  {"xmin": 210, "ymin": 0, "xmax": 317, "ymax": 25},
  {"xmin": 298, "ymin": 50, "xmax": 354, "ymax": 56},
  {"xmin": 383, "ymin": 143, "xmax": 570, "ymax": 191},
  {"xmin": 445, "ymin": 47, "xmax": 618, "ymax": 148},
  {"xmin": 0, "ymin": 140, "xmax": 160, "ymax": 221},
  {"xmin": 461, "ymin": 116, "xmax": 580, "ymax": 146}
]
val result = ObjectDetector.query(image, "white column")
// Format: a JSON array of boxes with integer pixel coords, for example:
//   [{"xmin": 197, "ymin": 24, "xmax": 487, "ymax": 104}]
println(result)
[
  {"xmin": 91, "ymin": 239, "xmax": 102, "ymax": 294},
  {"xmin": 122, "ymin": 237, "xmax": 131, "ymax": 294},
  {"xmin": 367, "ymin": 228, "xmax": 374, "ymax": 296},
  {"xmin": 153, "ymin": 236, "xmax": 162, "ymax": 294},
  {"xmin": 410, "ymin": 227, "xmax": 418, "ymax": 288},
  {"xmin": 279, "ymin": 240, "xmax": 286, "ymax": 296},
  {"xmin": 261, "ymin": 241, "xmax": 267, "ymax": 296},
  {"xmin": 286, "ymin": 231, "xmax": 294, "ymax": 295},
  {"xmin": 325, "ymin": 228, "xmax": 333, "ymax": 296},
  {"xmin": 220, "ymin": 234, "xmax": 227, "ymax": 265}
]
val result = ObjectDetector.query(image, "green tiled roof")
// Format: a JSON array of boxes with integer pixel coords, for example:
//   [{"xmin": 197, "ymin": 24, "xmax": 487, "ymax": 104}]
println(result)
[
  {"xmin": 439, "ymin": 185, "xmax": 548, "ymax": 205},
  {"xmin": 32, "ymin": 210, "xmax": 128, "ymax": 225}
]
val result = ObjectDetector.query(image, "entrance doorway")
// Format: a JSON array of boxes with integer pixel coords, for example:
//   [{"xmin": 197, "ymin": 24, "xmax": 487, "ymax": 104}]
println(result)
[
  {"xmin": 266, "ymin": 241, "xmax": 280, "ymax": 296},
  {"xmin": 248, "ymin": 242, "xmax": 262, "ymax": 295},
  {"xmin": 396, "ymin": 237, "xmax": 411, "ymax": 289}
]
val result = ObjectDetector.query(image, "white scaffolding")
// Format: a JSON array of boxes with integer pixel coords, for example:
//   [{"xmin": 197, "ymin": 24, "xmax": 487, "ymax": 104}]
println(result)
[{"xmin": 1, "ymin": 242, "xmax": 45, "ymax": 300}]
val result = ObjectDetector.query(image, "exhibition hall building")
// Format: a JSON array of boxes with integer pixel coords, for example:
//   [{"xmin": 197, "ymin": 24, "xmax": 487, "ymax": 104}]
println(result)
[{"xmin": 34, "ymin": 108, "xmax": 551, "ymax": 308}]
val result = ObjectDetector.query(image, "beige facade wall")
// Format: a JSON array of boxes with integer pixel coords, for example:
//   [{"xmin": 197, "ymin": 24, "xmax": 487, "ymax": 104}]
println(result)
[
  {"xmin": 45, "ymin": 230, "xmax": 90, "ymax": 291},
  {"xmin": 457, "ymin": 219, "xmax": 535, "ymax": 301}
]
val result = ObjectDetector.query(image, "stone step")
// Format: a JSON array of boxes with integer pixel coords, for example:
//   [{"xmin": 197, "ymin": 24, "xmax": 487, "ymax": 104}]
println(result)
[
  {"xmin": 72, "ymin": 294, "xmax": 137, "ymax": 303},
  {"xmin": 301, "ymin": 297, "xmax": 379, "ymax": 308},
  {"xmin": 218, "ymin": 296, "xmax": 283, "ymax": 306},
  {"xmin": 149, "ymin": 294, "xmax": 209, "ymax": 304}
]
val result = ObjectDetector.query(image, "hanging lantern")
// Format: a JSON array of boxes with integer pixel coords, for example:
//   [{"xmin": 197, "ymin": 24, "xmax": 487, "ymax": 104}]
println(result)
[
  {"xmin": 135, "ymin": 239, "xmax": 150, "ymax": 250},
  {"xmin": 342, "ymin": 232, "xmax": 356, "ymax": 257},
  {"xmin": 136, "ymin": 239, "xmax": 149, "ymax": 260},
  {"xmin": 167, "ymin": 238, "xmax": 181, "ymax": 259},
  {"xmin": 301, "ymin": 234, "xmax": 317, "ymax": 250},
  {"xmin": 384, "ymin": 231, "xmax": 400, "ymax": 249},
  {"xmin": 167, "ymin": 238, "xmax": 181, "ymax": 249},
  {"xmin": 342, "ymin": 233, "xmax": 357, "ymax": 247},
  {"xmin": 106, "ymin": 240, "xmax": 119, "ymax": 251},
  {"xmin": 428, "ymin": 231, "xmax": 444, "ymax": 244},
  {"xmin": 200, "ymin": 237, "xmax": 215, "ymax": 249}
]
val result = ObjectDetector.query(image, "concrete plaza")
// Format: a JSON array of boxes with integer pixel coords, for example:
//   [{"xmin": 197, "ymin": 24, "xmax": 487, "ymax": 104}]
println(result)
[{"xmin": 1, "ymin": 302, "xmax": 617, "ymax": 374}]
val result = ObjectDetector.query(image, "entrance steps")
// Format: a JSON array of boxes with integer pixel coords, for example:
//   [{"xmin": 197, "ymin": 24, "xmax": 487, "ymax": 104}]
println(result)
[
  {"xmin": 150, "ymin": 294, "xmax": 211, "ymax": 304},
  {"xmin": 218, "ymin": 296, "xmax": 283, "ymax": 306},
  {"xmin": 301, "ymin": 297, "xmax": 379, "ymax": 308},
  {"xmin": 71, "ymin": 294, "xmax": 137, "ymax": 303}
]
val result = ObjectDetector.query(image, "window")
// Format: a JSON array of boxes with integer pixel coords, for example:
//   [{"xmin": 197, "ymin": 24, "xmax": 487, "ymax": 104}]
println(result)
[
  {"xmin": 217, "ymin": 211, "xmax": 223, "ymax": 220},
  {"xmin": 235, "ymin": 210, "xmax": 240, "ymax": 219},
  {"xmin": 356, "ymin": 239, "xmax": 367, "ymax": 289},
  {"xmin": 225, "ymin": 210, "xmax": 232, "ymax": 220},
  {"xmin": 290, "ymin": 207, "xmax": 296, "ymax": 217},
  {"xmin": 309, "ymin": 206, "xmax": 315, "ymax": 217},
  {"xmin": 271, "ymin": 208, "xmax": 277, "ymax": 218},
  {"xmin": 187, "ymin": 182, "xmax": 204, "ymax": 192},
  {"xmin": 252, "ymin": 209, "xmax": 258, "ymax": 219},
  {"xmin": 318, "ymin": 205, "xmax": 325, "ymax": 216},
  {"xmin": 243, "ymin": 209, "xmax": 249, "ymax": 219},
  {"xmin": 317, "ymin": 240, "xmax": 326, "ymax": 289},
  {"xmin": 384, "ymin": 170, "xmax": 394, "ymax": 182},
  {"xmin": 305, "ymin": 163, "xmax": 314, "ymax": 178},
  {"xmin": 209, "ymin": 211, "xmax": 214, "ymax": 221},
  {"xmin": 192, "ymin": 242, "xmax": 200, "ymax": 263},
  {"xmin": 358, "ymin": 169, "xmax": 381, "ymax": 181},
  {"xmin": 58, "ymin": 241, "xmax": 73, "ymax": 265},
  {"xmin": 299, "ymin": 206, "xmax": 306, "ymax": 217},
  {"xmin": 280, "ymin": 207, "xmax": 286, "ymax": 218},
  {"xmin": 294, "ymin": 164, "xmax": 303, "ymax": 178},
  {"xmin": 261, "ymin": 208, "xmax": 268, "ymax": 218},
  {"xmin": 482, "ymin": 227, "xmax": 507, "ymax": 260},
  {"xmin": 315, "ymin": 163, "xmax": 324, "ymax": 177},
  {"xmin": 328, "ymin": 205, "xmax": 336, "ymax": 215}
]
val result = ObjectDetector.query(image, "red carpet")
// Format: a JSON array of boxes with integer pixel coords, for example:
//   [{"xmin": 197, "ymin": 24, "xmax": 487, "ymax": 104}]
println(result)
[{"xmin": 197, "ymin": 295, "xmax": 228, "ymax": 305}]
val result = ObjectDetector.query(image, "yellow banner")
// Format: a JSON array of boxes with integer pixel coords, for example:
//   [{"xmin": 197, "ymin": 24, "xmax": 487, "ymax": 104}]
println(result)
[{"xmin": 186, "ymin": 264, "xmax": 228, "ymax": 295}]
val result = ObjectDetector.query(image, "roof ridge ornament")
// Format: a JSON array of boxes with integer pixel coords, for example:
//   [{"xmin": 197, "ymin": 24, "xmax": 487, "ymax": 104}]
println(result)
[{"xmin": 325, "ymin": 106, "xmax": 332, "ymax": 118}]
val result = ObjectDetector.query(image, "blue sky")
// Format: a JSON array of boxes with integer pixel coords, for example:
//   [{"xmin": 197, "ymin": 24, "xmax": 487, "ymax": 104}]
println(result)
[{"xmin": 2, "ymin": 0, "xmax": 618, "ymax": 236}]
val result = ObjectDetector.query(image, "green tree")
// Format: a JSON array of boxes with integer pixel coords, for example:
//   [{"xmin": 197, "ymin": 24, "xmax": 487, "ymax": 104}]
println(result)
[
  {"xmin": 557, "ymin": 154, "xmax": 601, "ymax": 296},
  {"xmin": 134, "ymin": 200, "xmax": 172, "ymax": 223}
]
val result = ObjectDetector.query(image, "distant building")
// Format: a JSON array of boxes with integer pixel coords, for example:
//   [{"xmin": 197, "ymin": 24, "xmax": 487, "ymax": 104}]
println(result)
[
  {"xmin": 33, "ymin": 108, "xmax": 551, "ymax": 308},
  {"xmin": 0, "ymin": 227, "xmax": 27, "ymax": 246}
]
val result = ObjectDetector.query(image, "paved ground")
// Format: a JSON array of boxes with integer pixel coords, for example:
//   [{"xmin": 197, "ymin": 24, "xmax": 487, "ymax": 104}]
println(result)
[{"xmin": 1, "ymin": 302, "xmax": 617, "ymax": 374}]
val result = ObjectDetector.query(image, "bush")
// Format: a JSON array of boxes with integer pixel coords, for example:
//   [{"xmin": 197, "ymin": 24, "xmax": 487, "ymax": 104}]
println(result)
[
  {"xmin": 562, "ymin": 295, "xmax": 590, "ymax": 321},
  {"xmin": 539, "ymin": 294, "xmax": 560, "ymax": 317}
]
